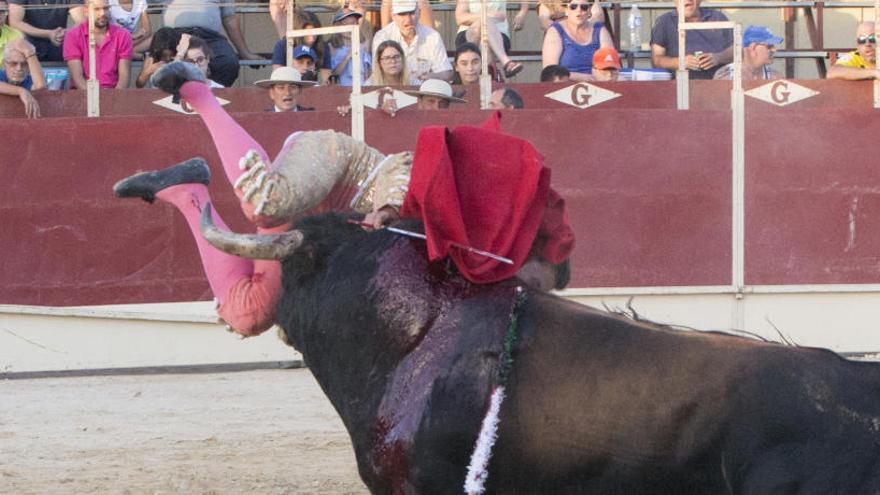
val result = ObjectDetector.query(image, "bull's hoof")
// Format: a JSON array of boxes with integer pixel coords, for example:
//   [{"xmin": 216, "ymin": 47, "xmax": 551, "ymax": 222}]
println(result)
[
  {"xmin": 113, "ymin": 157, "xmax": 211, "ymax": 204},
  {"xmin": 150, "ymin": 60, "xmax": 206, "ymax": 101}
]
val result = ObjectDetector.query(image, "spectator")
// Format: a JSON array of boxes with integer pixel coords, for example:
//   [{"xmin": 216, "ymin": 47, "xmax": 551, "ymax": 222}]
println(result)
[
  {"xmin": 179, "ymin": 33, "xmax": 223, "ymax": 87},
  {"xmin": 404, "ymin": 78, "xmax": 465, "ymax": 109},
  {"xmin": 321, "ymin": 10, "xmax": 371, "ymax": 86},
  {"xmin": 268, "ymin": 1, "xmax": 303, "ymax": 41},
  {"xmin": 714, "ymin": 25, "xmax": 782, "ymax": 81},
  {"xmin": 590, "ymin": 46, "xmax": 620, "ymax": 81},
  {"xmin": 255, "ymin": 65, "xmax": 315, "ymax": 112},
  {"xmin": 828, "ymin": 22, "xmax": 878, "ymax": 81},
  {"xmin": 372, "ymin": 0, "xmax": 452, "ymax": 84},
  {"xmin": 135, "ymin": 26, "xmax": 179, "ymax": 87},
  {"xmin": 369, "ymin": 39, "xmax": 408, "ymax": 85},
  {"xmin": 272, "ymin": 44, "xmax": 317, "ymax": 82},
  {"xmin": 541, "ymin": 0, "xmax": 612, "ymax": 81},
  {"xmin": 540, "ymin": 63, "xmax": 570, "ymax": 82},
  {"xmin": 162, "ymin": 0, "xmax": 260, "ymax": 87},
  {"xmin": 0, "ymin": 0, "xmax": 24, "ymax": 65},
  {"xmin": 489, "ymin": 86, "xmax": 522, "ymax": 109},
  {"xmin": 536, "ymin": 0, "xmax": 604, "ymax": 32},
  {"xmin": 452, "ymin": 41, "xmax": 481, "ymax": 85},
  {"xmin": 380, "ymin": 0, "xmax": 434, "ymax": 29},
  {"xmin": 0, "ymin": 37, "xmax": 44, "ymax": 117},
  {"xmin": 63, "ymin": 0, "xmax": 132, "ymax": 89},
  {"xmin": 272, "ymin": 11, "xmax": 324, "ymax": 70},
  {"xmin": 108, "ymin": 0, "xmax": 149, "ymax": 55},
  {"xmin": 298, "ymin": 15, "xmax": 324, "ymax": 66},
  {"xmin": 8, "ymin": 0, "xmax": 84, "ymax": 62},
  {"xmin": 454, "ymin": 0, "xmax": 526, "ymax": 79},
  {"xmin": 650, "ymin": 0, "xmax": 733, "ymax": 80}
]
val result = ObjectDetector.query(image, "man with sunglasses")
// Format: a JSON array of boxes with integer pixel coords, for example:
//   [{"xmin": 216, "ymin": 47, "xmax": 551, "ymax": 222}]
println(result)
[
  {"xmin": 713, "ymin": 25, "xmax": 782, "ymax": 81},
  {"xmin": 828, "ymin": 22, "xmax": 878, "ymax": 80}
]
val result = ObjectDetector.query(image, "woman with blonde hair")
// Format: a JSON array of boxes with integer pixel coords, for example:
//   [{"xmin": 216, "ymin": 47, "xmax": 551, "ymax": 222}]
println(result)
[
  {"xmin": 369, "ymin": 39, "xmax": 409, "ymax": 86},
  {"xmin": 542, "ymin": 0, "xmax": 612, "ymax": 81}
]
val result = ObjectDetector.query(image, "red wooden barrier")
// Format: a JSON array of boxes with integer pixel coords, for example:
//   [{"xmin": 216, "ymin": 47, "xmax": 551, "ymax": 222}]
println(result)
[{"xmin": 1, "ymin": 82, "xmax": 879, "ymax": 306}]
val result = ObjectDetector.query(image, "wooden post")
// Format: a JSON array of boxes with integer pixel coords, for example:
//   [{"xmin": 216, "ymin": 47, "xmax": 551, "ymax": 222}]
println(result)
[
  {"xmin": 676, "ymin": 0, "xmax": 688, "ymax": 110},
  {"xmin": 731, "ymin": 22, "xmax": 744, "ymax": 325},
  {"xmin": 87, "ymin": 0, "xmax": 99, "ymax": 117},
  {"xmin": 350, "ymin": 24, "xmax": 364, "ymax": 141},
  {"xmin": 875, "ymin": 0, "xmax": 879, "ymax": 108},
  {"xmin": 783, "ymin": 0, "xmax": 795, "ymax": 78},
  {"xmin": 479, "ymin": 0, "xmax": 490, "ymax": 109},
  {"xmin": 285, "ymin": 0, "xmax": 294, "ymax": 67}
]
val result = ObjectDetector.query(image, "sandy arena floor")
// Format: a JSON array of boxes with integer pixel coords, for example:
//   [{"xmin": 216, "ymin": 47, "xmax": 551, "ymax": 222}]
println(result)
[{"xmin": 0, "ymin": 369, "xmax": 369, "ymax": 494}]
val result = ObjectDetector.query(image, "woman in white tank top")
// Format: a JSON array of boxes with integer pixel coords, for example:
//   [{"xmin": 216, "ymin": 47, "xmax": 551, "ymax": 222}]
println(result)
[{"xmin": 109, "ymin": 0, "xmax": 151, "ymax": 55}]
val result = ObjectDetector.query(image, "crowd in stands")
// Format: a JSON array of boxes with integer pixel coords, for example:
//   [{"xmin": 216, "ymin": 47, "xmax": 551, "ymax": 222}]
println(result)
[{"xmin": 0, "ymin": 0, "xmax": 878, "ymax": 117}]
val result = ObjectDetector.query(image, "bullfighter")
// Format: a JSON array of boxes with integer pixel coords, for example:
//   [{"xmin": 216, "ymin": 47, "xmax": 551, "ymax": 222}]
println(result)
[{"xmin": 114, "ymin": 61, "xmax": 573, "ymax": 337}]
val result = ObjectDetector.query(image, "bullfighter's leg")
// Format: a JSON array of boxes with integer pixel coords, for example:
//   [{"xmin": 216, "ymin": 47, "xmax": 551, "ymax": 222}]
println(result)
[
  {"xmin": 152, "ymin": 62, "xmax": 274, "ymax": 224},
  {"xmin": 114, "ymin": 159, "xmax": 281, "ymax": 336}
]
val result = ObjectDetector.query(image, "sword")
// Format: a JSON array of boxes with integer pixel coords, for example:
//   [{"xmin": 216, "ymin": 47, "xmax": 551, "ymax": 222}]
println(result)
[{"xmin": 347, "ymin": 220, "xmax": 514, "ymax": 265}]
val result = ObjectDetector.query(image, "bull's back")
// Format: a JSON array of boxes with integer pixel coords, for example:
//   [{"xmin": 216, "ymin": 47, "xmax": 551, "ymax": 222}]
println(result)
[{"xmin": 488, "ymin": 291, "xmax": 880, "ymax": 493}]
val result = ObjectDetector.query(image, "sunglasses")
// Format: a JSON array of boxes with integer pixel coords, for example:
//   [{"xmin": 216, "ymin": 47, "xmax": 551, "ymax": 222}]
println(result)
[
  {"xmin": 568, "ymin": 3, "xmax": 591, "ymax": 11},
  {"xmin": 857, "ymin": 34, "xmax": 876, "ymax": 45}
]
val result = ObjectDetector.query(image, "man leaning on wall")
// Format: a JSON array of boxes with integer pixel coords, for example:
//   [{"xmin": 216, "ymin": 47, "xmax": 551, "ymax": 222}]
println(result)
[
  {"xmin": 828, "ymin": 21, "xmax": 878, "ymax": 81},
  {"xmin": 0, "ymin": 37, "xmax": 44, "ymax": 117}
]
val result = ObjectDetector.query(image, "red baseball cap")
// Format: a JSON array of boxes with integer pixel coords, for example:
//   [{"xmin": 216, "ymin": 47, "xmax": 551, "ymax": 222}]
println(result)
[{"xmin": 592, "ymin": 47, "xmax": 621, "ymax": 70}]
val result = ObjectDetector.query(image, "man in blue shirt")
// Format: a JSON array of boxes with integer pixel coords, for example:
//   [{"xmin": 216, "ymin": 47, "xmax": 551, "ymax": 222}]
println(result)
[
  {"xmin": 0, "ymin": 37, "xmax": 44, "ymax": 117},
  {"xmin": 650, "ymin": 0, "xmax": 733, "ymax": 80}
]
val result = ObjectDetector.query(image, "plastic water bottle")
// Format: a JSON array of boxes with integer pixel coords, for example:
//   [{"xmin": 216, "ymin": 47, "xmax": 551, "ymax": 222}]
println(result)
[{"xmin": 628, "ymin": 4, "xmax": 642, "ymax": 51}]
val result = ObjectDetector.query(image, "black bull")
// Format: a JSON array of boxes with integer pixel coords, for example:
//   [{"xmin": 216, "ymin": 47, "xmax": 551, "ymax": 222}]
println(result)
[{"xmin": 267, "ymin": 214, "xmax": 880, "ymax": 494}]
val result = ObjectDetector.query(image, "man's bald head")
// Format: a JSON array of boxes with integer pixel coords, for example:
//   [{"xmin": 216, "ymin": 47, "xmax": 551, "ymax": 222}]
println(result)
[{"xmin": 856, "ymin": 21, "xmax": 876, "ymax": 65}]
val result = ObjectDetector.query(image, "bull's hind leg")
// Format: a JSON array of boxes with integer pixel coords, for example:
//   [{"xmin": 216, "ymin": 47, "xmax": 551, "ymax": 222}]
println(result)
[{"xmin": 114, "ymin": 159, "xmax": 281, "ymax": 336}]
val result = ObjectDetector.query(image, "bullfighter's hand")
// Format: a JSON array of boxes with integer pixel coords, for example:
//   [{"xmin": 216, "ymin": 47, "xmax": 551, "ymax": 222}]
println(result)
[
  {"xmin": 362, "ymin": 206, "xmax": 400, "ymax": 230},
  {"xmin": 235, "ymin": 149, "xmax": 283, "ymax": 218}
]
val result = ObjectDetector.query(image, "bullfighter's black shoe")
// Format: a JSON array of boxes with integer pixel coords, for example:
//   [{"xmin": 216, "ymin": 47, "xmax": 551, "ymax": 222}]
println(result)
[
  {"xmin": 113, "ymin": 157, "xmax": 211, "ymax": 204},
  {"xmin": 150, "ymin": 60, "xmax": 206, "ymax": 102}
]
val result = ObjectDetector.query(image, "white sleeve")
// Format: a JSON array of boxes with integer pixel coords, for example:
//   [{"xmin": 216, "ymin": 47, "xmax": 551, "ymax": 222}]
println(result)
[{"xmin": 429, "ymin": 32, "xmax": 453, "ymax": 72}]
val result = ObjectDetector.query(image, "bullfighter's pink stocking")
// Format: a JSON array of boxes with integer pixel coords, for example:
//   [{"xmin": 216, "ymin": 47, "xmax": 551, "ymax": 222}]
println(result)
[
  {"xmin": 155, "ymin": 184, "xmax": 281, "ymax": 335},
  {"xmin": 179, "ymin": 81, "xmax": 268, "ymax": 189}
]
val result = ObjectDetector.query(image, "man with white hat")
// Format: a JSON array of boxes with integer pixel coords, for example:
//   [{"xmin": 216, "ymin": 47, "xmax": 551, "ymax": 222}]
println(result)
[
  {"xmin": 404, "ymin": 78, "xmax": 465, "ymax": 109},
  {"xmin": 255, "ymin": 66, "xmax": 317, "ymax": 112},
  {"xmin": 372, "ymin": 0, "xmax": 452, "ymax": 85}
]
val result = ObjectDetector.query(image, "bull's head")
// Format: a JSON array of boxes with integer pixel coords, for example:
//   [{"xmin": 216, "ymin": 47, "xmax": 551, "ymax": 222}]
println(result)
[{"xmin": 199, "ymin": 203, "xmax": 304, "ymax": 260}]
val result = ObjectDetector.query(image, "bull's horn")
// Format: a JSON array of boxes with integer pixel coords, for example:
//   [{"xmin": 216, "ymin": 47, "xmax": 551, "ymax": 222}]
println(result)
[{"xmin": 199, "ymin": 203, "xmax": 304, "ymax": 260}]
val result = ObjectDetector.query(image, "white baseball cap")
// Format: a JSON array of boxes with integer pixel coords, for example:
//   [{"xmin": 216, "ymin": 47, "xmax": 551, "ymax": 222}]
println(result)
[{"xmin": 392, "ymin": 0, "xmax": 418, "ymax": 15}]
